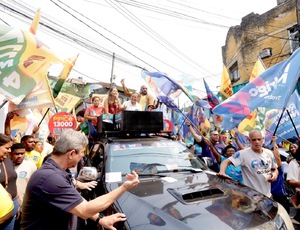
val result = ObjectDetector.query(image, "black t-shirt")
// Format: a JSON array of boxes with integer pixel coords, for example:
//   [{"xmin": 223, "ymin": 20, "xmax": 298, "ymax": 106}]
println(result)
[
  {"xmin": 21, "ymin": 158, "xmax": 83, "ymax": 230},
  {"xmin": 0, "ymin": 157, "xmax": 17, "ymax": 198}
]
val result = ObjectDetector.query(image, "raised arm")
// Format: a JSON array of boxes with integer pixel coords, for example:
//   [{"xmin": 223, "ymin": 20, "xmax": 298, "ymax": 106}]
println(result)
[
  {"xmin": 233, "ymin": 134, "xmax": 245, "ymax": 150},
  {"xmin": 271, "ymin": 135, "xmax": 281, "ymax": 167},
  {"xmin": 120, "ymin": 79, "xmax": 132, "ymax": 98},
  {"xmin": 185, "ymin": 120, "xmax": 202, "ymax": 143},
  {"xmin": 204, "ymin": 138, "xmax": 221, "ymax": 163},
  {"xmin": 4, "ymin": 111, "xmax": 14, "ymax": 136}
]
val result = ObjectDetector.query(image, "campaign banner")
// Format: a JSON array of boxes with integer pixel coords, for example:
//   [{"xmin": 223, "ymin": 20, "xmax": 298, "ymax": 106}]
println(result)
[
  {"xmin": 48, "ymin": 112, "xmax": 77, "ymax": 137},
  {"xmin": 213, "ymin": 48, "xmax": 300, "ymax": 130},
  {"xmin": 10, "ymin": 76, "xmax": 56, "ymax": 110},
  {"xmin": 53, "ymin": 92, "xmax": 81, "ymax": 113},
  {"xmin": 265, "ymin": 91, "xmax": 300, "ymax": 143},
  {"xmin": 0, "ymin": 25, "xmax": 62, "ymax": 104}
]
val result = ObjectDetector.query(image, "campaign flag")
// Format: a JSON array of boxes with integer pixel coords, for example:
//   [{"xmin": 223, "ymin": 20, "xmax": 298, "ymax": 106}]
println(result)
[
  {"xmin": 249, "ymin": 57, "xmax": 266, "ymax": 82},
  {"xmin": 238, "ymin": 58, "xmax": 266, "ymax": 134},
  {"xmin": 53, "ymin": 92, "xmax": 81, "ymax": 113},
  {"xmin": 10, "ymin": 75, "xmax": 55, "ymax": 110},
  {"xmin": 203, "ymin": 79, "xmax": 220, "ymax": 109},
  {"xmin": 142, "ymin": 71, "xmax": 210, "ymax": 108},
  {"xmin": 156, "ymin": 95, "xmax": 181, "ymax": 113},
  {"xmin": 265, "ymin": 91, "xmax": 300, "ymax": 144},
  {"xmin": 237, "ymin": 110, "xmax": 257, "ymax": 136},
  {"xmin": 213, "ymin": 48, "xmax": 300, "ymax": 130},
  {"xmin": 29, "ymin": 8, "xmax": 41, "ymax": 35},
  {"xmin": 53, "ymin": 55, "xmax": 79, "ymax": 98},
  {"xmin": 142, "ymin": 71, "xmax": 183, "ymax": 99},
  {"xmin": 219, "ymin": 65, "xmax": 233, "ymax": 100},
  {"xmin": 253, "ymin": 107, "xmax": 279, "ymax": 133},
  {"xmin": 0, "ymin": 23, "xmax": 63, "ymax": 105}
]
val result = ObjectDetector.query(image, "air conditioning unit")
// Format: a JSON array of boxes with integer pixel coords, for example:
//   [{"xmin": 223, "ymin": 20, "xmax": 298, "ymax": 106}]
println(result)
[{"xmin": 259, "ymin": 48, "xmax": 272, "ymax": 59}]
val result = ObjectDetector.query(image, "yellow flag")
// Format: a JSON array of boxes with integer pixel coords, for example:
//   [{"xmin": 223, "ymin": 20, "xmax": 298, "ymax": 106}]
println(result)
[
  {"xmin": 238, "ymin": 58, "xmax": 265, "ymax": 134},
  {"xmin": 29, "ymin": 9, "xmax": 41, "ymax": 35},
  {"xmin": 249, "ymin": 58, "xmax": 266, "ymax": 82},
  {"xmin": 238, "ymin": 110, "xmax": 257, "ymax": 136},
  {"xmin": 59, "ymin": 55, "xmax": 79, "ymax": 80},
  {"xmin": 10, "ymin": 75, "xmax": 56, "ymax": 110},
  {"xmin": 53, "ymin": 55, "xmax": 79, "ymax": 98},
  {"xmin": 54, "ymin": 92, "xmax": 81, "ymax": 113},
  {"xmin": 220, "ymin": 65, "xmax": 233, "ymax": 100}
]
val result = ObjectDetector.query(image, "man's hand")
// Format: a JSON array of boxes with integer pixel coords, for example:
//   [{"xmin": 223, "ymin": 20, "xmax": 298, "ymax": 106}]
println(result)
[
  {"xmin": 6, "ymin": 111, "xmax": 15, "ymax": 120},
  {"xmin": 32, "ymin": 125, "xmax": 40, "ymax": 135},
  {"xmin": 99, "ymin": 213, "xmax": 126, "ymax": 230},
  {"xmin": 185, "ymin": 119, "xmax": 191, "ymax": 126},
  {"xmin": 216, "ymin": 172, "xmax": 232, "ymax": 180},
  {"xmin": 203, "ymin": 138, "xmax": 212, "ymax": 147},
  {"xmin": 122, "ymin": 171, "xmax": 139, "ymax": 190},
  {"xmin": 267, "ymin": 172, "xmax": 277, "ymax": 183},
  {"xmin": 76, "ymin": 180, "xmax": 98, "ymax": 191},
  {"xmin": 120, "ymin": 79, "xmax": 125, "ymax": 85}
]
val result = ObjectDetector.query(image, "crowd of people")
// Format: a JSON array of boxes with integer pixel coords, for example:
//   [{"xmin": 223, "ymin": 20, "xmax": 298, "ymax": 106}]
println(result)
[
  {"xmin": 2, "ymin": 80, "xmax": 300, "ymax": 229},
  {"xmin": 184, "ymin": 118, "xmax": 300, "ymax": 224},
  {"xmin": 0, "ymin": 127, "xmax": 140, "ymax": 230},
  {"xmin": 0, "ymin": 81, "xmax": 158, "ymax": 230}
]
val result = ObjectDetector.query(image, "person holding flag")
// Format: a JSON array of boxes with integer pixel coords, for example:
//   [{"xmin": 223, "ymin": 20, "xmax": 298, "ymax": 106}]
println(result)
[{"xmin": 185, "ymin": 120, "xmax": 225, "ymax": 172}]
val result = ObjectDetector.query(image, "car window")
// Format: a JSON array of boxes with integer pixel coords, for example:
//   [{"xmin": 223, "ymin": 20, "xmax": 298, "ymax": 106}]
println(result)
[{"xmin": 106, "ymin": 139, "xmax": 207, "ymax": 174}]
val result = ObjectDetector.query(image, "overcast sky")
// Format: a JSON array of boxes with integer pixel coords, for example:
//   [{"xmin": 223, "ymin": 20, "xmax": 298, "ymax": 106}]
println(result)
[{"xmin": 1, "ymin": 0, "xmax": 277, "ymax": 97}]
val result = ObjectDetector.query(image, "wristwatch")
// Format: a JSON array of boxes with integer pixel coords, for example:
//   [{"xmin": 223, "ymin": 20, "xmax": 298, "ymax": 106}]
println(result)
[{"xmin": 96, "ymin": 213, "xmax": 104, "ymax": 225}]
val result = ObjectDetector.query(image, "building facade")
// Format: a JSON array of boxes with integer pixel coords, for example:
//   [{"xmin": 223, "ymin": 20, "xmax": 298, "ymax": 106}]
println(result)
[{"xmin": 222, "ymin": 0, "xmax": 299, "ymax": 90}]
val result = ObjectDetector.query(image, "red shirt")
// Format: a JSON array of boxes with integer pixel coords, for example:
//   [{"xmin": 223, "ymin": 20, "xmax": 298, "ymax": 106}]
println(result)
[{"xmin": 86, "ymin": 105, "xmax": 104, "ymax": 126}]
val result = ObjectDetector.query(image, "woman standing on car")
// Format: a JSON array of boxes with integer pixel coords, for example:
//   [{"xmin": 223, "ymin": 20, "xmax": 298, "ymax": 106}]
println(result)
[{"xmin": 103, "ymin": 86, "xmax": 123, "ymax": 114}]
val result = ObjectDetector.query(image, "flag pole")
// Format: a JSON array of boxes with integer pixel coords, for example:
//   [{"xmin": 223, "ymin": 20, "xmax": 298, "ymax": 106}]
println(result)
[
  {"xmin": 286, "ymin": 109, "xmax": 299, "ymax": 137},
  {"xmin": 271, "ymin": 108, "xmax": 285, "ymax": 136},
  {"xmin": 269, "ymin": 108, "xmax": 286, "ymax": 145},
  {"xmin": 38, "ymin": 108, "xmax": 50, "ymax": 127},
  {"xmin": 0, "ymin": 100, "xmax": 8, "ymax": 110},
  {"xmin": 178, "ymin": 107, "xmax": 203, "ymax": 137},
  {"xmin": 265, "ymin": 129, "xmax": 293, "ymax": 144}
]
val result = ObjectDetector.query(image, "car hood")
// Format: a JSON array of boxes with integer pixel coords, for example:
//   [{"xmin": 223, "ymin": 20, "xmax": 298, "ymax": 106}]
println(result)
[{"xmin": 106, "ymin": 171, "xmax": 279, "ymax": 230}]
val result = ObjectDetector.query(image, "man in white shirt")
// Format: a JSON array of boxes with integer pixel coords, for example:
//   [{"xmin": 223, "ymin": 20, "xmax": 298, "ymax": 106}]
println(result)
[
  {"xmin": 122, "ymin": 92, "xmax": 142, "ymax": 111},
  {"xmin": 218, "ymin": 130, "xmax": 278, "ymax": 197}
]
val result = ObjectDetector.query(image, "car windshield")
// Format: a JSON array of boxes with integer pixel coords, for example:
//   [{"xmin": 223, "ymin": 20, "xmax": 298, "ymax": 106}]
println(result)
[{"xmin": 106, "ymin": 139, "xmax": 207, "ymax": 175}]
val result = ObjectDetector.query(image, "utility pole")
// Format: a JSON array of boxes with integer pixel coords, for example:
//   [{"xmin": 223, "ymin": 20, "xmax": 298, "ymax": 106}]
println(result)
[{"xmin": 110, "ymin": 53, "xmax": 115, "ymax": 87}]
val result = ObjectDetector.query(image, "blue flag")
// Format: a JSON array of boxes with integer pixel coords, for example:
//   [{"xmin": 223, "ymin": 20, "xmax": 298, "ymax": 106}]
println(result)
[
  {"xmin": 142, "ymin": 71, "xmax": 210, "ymax": 108},
  {"xmin": 203, "ymin": 79, "xmax": 220, "ymax": 109},
  {"xmin": 212, "ymin": 48, "xmax": 300, "ymax": 130},
  {"xmin": 265, "ymin": 90, "xmax": 300, "ymax": 144}
]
